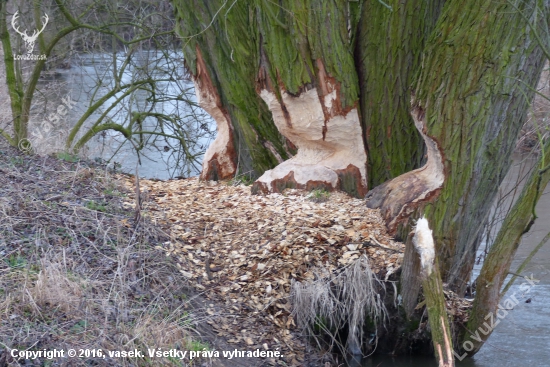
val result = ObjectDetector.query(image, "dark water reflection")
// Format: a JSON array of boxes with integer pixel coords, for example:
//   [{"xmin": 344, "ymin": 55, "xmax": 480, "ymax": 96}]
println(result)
[{"xmin": 349, "ymin": 354, "xmax": 438, "ymax": 367}]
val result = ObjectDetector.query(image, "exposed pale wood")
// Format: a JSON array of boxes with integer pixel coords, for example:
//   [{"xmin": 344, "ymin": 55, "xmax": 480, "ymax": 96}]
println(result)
[
  {"xmin": 252, "ymin": 88, "xmax": 367, "ymax": 197},
  {"xmin": 413, "ymin": 218, "xmax": 454, "ymax": 367},
  {"xmin": 366, "ymin": 102, "xmax": 444, "ymax": 234}
]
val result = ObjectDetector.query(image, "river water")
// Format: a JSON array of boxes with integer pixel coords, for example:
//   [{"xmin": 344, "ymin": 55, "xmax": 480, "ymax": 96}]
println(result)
[
  {"xmin": 33, "ymin": 51, "xmax": 214, "ymax": 179},
  {"xmin": 355, "ymin": 155, "xmax": 550, "ymax": 367},
  {"xmin": 33, "ymin": 55, "xmax": 549, "ymax": 367}
]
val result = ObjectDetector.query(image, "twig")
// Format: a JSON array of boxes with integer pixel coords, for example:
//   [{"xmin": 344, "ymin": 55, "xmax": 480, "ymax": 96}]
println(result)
[
  {"xmin": 205, "ymin": 256, "xmax": 213, "ymax": 280},
  {"xmin": 134, "ymin": 162, "xmax": 141, "ymax": 225}
]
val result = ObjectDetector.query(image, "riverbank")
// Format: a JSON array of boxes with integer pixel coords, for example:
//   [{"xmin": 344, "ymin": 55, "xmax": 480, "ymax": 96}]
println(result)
[
  {"xmin": 0, "ymin": 143, "xmax": 212, "ymax": 366},
  {"xmin": 116, "ymin": 175, "xmax": 406, "ymax": 366},
  {"xmin": 0, "ymin": 141, "xmax": 405, "ymax": 366}
]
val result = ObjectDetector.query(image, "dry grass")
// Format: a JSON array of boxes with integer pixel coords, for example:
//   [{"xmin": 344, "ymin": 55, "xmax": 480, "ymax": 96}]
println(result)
[
  {"xmin": 290, "ymin": 255, "xmax": 388, "ymax": 358},
  {"xmin": 0, "ymin": 141, "xmax": 208, "ymax": 366}
]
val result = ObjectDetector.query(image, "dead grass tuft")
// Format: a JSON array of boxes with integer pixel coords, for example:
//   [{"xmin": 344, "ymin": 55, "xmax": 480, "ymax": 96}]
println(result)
[
  {"xmin": 0, "ymin": 141, "xmax": 204, "ymax": 366},
  {"xmin": 32, "ymin": 256, "xmax": 85, "ymax": 313},
  {"xmin": 290, "ymin": 255, "xmax": 388, "ymax": 357}
]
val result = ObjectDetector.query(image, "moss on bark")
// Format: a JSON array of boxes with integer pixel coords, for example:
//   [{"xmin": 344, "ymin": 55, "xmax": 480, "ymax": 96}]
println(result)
[
  {"xmin": 175, "ymin": 1, "xmax": 364, "ymax": 184},
  {"xmin": 414, "ymin": 0, "xmax": 546, "ymax": 293},
  {"xmin": 356, "ymin": 0, "xmax": 445, "ymax": 187},
  {"xmin": 175, "ymin": 0, "xmax": 288, "ymax": 177}
]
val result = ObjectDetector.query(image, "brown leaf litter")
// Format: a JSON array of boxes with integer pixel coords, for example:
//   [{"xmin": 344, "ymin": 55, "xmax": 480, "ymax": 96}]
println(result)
[{"xmin": 118, "ymin": 176, "xmax": 405, "ymax": 366}]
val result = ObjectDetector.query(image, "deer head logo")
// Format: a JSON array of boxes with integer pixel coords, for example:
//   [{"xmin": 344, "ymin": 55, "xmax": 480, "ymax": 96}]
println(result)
[{"xmin": 11, "ymin": 11, "xmax": 48, "ymax": 55}]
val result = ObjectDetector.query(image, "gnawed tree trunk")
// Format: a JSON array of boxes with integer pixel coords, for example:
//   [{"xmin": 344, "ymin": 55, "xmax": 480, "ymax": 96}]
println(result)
[
  {"xmin": 356, "ymin": 0, "xmax": 445, "ymax": 188},
  {"xmin": 253, "ymin": 82, "xmax": 367, "ymax": 197},
  {"xmin": 173, "ymin": 0, "xmax": 550, "ymax": 363},
  {"xmin": 414, "ymin": 0, "xmax": 547, "ymax": 295},
  {"xmin": 366, "ymin": 99, "xmax": 445, "ymax": 233},
  {"xmin": 366, "ymin": 0, "xmax": 547, "ymax": 295},
  {"xmin": 192, "ymin": 47, "xmax": 238, "ymax": 180},
  {"xmin": 176, "ymin": 0, "xmax": 368, "ymax": 197},
  {"xmin": 176, "ymin": 1, "xmax": 290, "ymax": 181}
]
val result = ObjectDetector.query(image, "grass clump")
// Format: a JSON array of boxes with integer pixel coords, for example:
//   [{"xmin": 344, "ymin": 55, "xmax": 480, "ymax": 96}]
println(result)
[
  {"xmin": 307, "ymin": 188, "xmax": 331, "ymax": 203},
  {"xmin": 0, "ymin": 142, "xmax": 208, "ymax": 366},
  {"xmin": 56, "ymin": 151, "xmax": 80, "ymax": 162},
  {"xmin": 85, "ymin": 199, "xmax": 108, "ymax": 212},
  {"xmin": 226, "ymin": 171, "xmax": 255, "ymax": 186}
]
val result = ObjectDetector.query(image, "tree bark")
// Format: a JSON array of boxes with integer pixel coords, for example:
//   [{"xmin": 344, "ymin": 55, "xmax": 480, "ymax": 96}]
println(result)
[
  {"xmin": 412, "ymin": 0, "xmax": 546, "ymax": 294},
  {"xmin": 464, "ymin": 137, "xmax": 550, "ymax": 354},
  {"xmin": 176, "ymin": 1, "xmax": 290, "ymax": 180},
  {"xmin": 175, "ymin": 0, "xmax": 369, "ymax": 196},
  {"xmin": 413, "ymin": 218, "xmax": 454, "ymax": 367},
  {"xmin": 0, "ymin": 1, "xmax": 23, "ymax": 145},
  {"xmin": 356, "ymin": 0, "xmax": 445, "ymax": 188}
]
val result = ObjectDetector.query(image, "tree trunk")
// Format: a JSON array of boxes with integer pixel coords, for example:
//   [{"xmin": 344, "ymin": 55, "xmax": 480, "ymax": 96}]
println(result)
[
  {"xmin": 176, "ymin": 1, "xmax": 290, "ymax": 181},
  {"xmin": 0, "ymin": 1, "xmax": 23, "ymax": 145},
  {"xmin": 173, "ymin": 0, "xmax": 549, "ymax": 362},
  {"xmin": 356, "ymin": 0, "xmax": 445, "ymax": 188},
  {"xmin": 368, "ymin": 0, "xmax": 546, "ymax": 293},
  {"xmin": 464, "ymin": 137, "xmax": 550, "ymax": 354},
  {"xmin": 413, "ymin": 218, "xmax": 454, "ymax": 367},
  {"xmin": 418, "ymin": 0, "xmax": 546, "ymax": 294},
  {"xmin": 176, "ymin": 0, "xmax": 368, "ymax": 196}
]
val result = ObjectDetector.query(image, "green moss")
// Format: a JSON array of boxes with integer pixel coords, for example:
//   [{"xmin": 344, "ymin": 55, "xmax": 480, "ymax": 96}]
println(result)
[
  {"xmin": 174, "ymin": 0, "xmax": 363, "ymax": 178},
  {"xmin": 357, "ymin": 0, "xmax": 442, "ymax": 187},
  {"xmin": 416, "ymin": 0, "xmax": 545, "ymax": 286}
]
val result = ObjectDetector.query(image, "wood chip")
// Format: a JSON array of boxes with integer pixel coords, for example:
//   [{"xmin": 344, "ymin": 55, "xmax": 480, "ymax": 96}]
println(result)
[{"xmin": 118, "ymin": 177, "xmax": 405, "ymax": 364}]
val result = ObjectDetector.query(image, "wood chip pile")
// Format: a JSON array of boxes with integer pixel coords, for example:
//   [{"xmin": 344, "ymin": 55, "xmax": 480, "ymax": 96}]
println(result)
[{"xmin": 119, "ymin": 177, "xmax": 404, "ymax": 366}]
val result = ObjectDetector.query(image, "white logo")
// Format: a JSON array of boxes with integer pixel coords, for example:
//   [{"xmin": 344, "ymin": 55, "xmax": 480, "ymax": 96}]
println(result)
[{"xmin": 11, "ymin": 11, "xmax": 48, "ymax": 56}]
